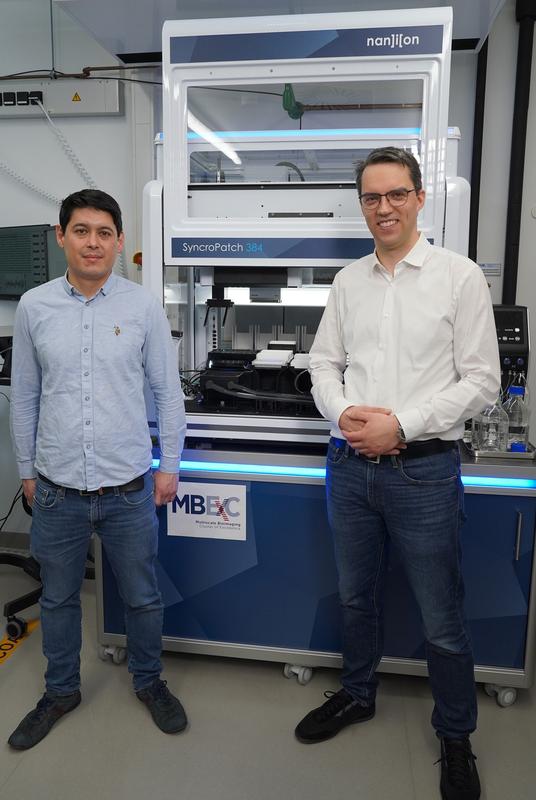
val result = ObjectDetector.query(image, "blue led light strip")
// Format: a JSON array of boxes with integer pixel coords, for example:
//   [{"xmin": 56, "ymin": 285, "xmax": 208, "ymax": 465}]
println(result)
[
  {"xmin": 153, "ymin": 459, "xmax": 325, "ymax": 479},
  {"xmin": 187, "ymin": 127, "xmax": 421, "ymax": 140},
  {"xmin": 461, "ymin": 476, "xmax": 536, "ymax": 490},
  {"xmin": 152, "ymin": 460, "xmax": 536, "ymax": 489}
]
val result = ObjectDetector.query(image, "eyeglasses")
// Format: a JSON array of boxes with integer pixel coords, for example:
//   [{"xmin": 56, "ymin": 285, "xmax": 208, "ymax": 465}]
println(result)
[{"xmin": 359, "ymin": 187, "xmax": 418, "ymax": 211}]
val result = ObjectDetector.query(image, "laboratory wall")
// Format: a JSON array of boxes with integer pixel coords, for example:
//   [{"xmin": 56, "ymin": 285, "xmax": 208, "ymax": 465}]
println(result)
[{"xmin": 0, "ymin": 1, "xmax": 157, "ymax": 276}]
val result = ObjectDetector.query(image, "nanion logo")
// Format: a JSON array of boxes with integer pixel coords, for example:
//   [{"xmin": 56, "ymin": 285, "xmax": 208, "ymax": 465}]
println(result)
[
  {"xmin": 172, "ymin": 494, "xmax": 240, "ymax": 519},
  {"xmin": 367, "ymin": 33, "xmax": 420, "ymax": 49}
]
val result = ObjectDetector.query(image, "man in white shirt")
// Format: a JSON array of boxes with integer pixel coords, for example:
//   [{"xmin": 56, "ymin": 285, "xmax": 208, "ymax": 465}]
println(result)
[{"xmin": 295, "ymin": 148, "xmax": 500, "ymax": 800}]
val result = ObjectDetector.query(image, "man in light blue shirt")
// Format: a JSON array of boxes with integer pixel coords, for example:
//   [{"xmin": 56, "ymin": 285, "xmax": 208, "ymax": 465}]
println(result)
[{"xmin": 9, "ymin": 189, "xmax": 187, "ymax": 749}]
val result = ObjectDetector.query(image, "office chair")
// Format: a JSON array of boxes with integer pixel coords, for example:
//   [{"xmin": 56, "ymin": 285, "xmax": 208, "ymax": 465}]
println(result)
[{"xmin": 1, "ymin": 494, "xmax": 42, "ymax": 639}]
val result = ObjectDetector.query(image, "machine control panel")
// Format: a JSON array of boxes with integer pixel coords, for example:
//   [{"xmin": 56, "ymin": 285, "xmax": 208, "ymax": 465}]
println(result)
[
  {"xmin": 492, "ymin": 305, "xmax": 529, "ymax": 389},
  {"xmin": 493, "ymin": 305, "xmax": 528, "ymax": 357}
]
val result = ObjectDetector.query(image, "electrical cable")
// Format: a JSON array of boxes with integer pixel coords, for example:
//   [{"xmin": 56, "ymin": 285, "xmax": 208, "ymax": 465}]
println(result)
[
  {"xmin": 206, "ymin": 380, "xmax": 314, "ymax": 405},
  {"xmin": 0, "ymin": 67, "xmax": 162, "ymax": 87},
  {"xmin": 0, "ymin": 69, "xmax": 60, "ymax": 79},
  {"xmin": 88, "ymin": 76, "xmax": 162, "ymax": 86},
  {"xmin": 0, "ymin": 160, "xmax": 62, "ymax": 205},
  {"xmin": 193, "ymin": 87, "xmax": 283, "ymax": 97},
  {"xmin": 115, "ymin": 251, "xmax": 129, "ymax": 279},
  {"xmin": 48, "ymin": 0, "xmax": 56, "ymax": 76},
  {"xmin": 36, "ymin": 100, "xmax": 129, "ymax": 278},
  {"xmin": 228, "ymin": 381, "xmax": 315, "ymax": 403},
  {"xmin": 0, "ymin": 486, "xmax": 23, "ymax": 533},
  {"xmin": 293, "ymin": 369, "xmax": 310, "ymax": 394},
  {"xmin": 37, "ymin": 100, "xmax": 97, "ymax": 189}
]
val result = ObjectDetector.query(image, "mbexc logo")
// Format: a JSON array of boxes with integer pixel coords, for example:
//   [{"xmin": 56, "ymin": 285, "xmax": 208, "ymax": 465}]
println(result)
[
  {"xmin": 172, "ymin": 493, "xmax": 240, "ymax": 519},
  {"xmin": 167, "ymin": 481, "xmax": 247, "ymax": 541},
  {"xmin": 366, "ymin": 32, "xmax": 420, "ymax": 49}
]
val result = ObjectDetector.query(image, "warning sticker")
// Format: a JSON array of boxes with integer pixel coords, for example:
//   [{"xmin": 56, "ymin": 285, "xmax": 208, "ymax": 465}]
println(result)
[{"xmin": 72, "ymin": 92, "xmax": 81, "ymax": 102}]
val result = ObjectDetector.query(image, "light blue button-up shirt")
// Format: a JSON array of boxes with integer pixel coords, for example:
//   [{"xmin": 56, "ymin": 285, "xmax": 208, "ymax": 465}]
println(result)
[{"xmin": 10, "ymin": 273, "xmax": 185, "ymax": 490}]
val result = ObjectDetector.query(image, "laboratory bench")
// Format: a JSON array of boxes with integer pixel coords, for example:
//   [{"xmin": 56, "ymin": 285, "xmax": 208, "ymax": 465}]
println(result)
[{"xmin": 96, "ymin": 443, "xmax": 536, "ymax": 706}]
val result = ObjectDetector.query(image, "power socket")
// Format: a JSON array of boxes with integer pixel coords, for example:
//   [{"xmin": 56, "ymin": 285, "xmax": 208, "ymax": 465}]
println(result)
[{"xmin": 0, "ymin": 79, "xmax": 122, "ymax": 117}]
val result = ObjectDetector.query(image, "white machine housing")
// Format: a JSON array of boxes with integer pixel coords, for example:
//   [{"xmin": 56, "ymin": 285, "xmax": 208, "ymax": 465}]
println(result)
[
  {"xmin": 142, "ymin": 8, "xmax": 469, "ymax": 444},
  {"xmin": 153, "ymin": 7, "xmax": 454, "ymax": 276}
]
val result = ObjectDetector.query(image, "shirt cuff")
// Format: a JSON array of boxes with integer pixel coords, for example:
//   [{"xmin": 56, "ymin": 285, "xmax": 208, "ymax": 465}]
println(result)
[
  {"xmin": 392, "ymin": 408, "xmax": 425, "ymax": 442},
  {"xmin": 158, "ymin": 455, "xmax": 180, "ymax": 473},
  {"xmin": 330, "ymin": 400, "xmax": 355, "ymax": 430},
  {"xmin": 18, "ymin": 461, "xmax": 37, "ymax": 480}
]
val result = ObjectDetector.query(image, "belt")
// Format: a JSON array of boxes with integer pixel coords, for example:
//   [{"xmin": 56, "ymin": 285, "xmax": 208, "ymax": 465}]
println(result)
[
  {"xmin": 331, "ymin": 437, "xmax": 458, "ymax": 464},
  {"xmin": 37, "ymin": 472, "xmax": 145, "ymax": 496}
]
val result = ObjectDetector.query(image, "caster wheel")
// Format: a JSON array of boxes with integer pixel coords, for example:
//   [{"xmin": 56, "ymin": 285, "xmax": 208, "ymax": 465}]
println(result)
[
  {"xmin": 98, "ymin": 645, "xmax": 111, "ymax": 661},
  {"xmin": 6, "ymin": 617, "xmax": 27, "ymax": 640},
  {"xmin": 283, "ymin": 664, "xmax": 294, "ymax": 679},
  {"xmin": 112, "ymin": 647, "xmax": 126, "ymax": 665},
  {"xmin": 496, "ymin": 687, "xmax": 517, "ymax": 707},
  {"xmin": 484, "ymin": 683, "xmax": 497, "ymax": 697},
  {"xmin": 297, "ymin": 667, "xmax": 313, "ymax": 686}
]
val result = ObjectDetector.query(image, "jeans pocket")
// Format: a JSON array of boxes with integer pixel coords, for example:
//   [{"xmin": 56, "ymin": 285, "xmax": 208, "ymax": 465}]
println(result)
[
  {"xmin": 33, "ymin": 482, "xmax": 61, "ymax": 509},
  {"xmin": 397, "ymin": 450, "xmax": 459, "ymax": 486},
  {"xmin": 120, "ymin": 483, "xmax": 155, "ymax": 508},
  {"xmin": 327, "ymin": 439, "xmax": 347, "ymax": 466}
]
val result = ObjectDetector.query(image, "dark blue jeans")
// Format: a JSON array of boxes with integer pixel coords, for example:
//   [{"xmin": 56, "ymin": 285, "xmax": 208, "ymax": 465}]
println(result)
[
  {"xmin": 326, "ymin": 438, "xmax": 477, "ymax": 739},
  {"xmin": 30, "ymin": 471, "xmax": 163, "ymax": 695}
]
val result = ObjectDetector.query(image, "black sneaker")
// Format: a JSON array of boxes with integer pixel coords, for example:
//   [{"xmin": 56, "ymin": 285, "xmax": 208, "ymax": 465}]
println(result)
[
  {"xmin": 8, "ymin": 691, "xmax": 81, "ymax": 750},
  {"xmin": 438, "ymin": 737, "xmax": 481, "ymax": 799},
  {"xmin": 295, "ymin": 688, "xmax": 375, "ymax": 743},
  {"xmin": 136, "ymin": 678, "xmax": 187, "ymax": 734}
]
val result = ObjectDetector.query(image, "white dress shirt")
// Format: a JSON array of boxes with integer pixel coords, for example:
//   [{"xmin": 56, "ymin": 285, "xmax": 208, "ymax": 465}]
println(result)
[{"xmin": 309, "ymin": 234, "xmax": 501, "ymax": 442}]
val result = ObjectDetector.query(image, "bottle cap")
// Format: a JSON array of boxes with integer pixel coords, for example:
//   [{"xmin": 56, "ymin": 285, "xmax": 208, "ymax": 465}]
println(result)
[
  {"xmin": 511, "ymin": 442, "xmax": 527, "ymax": 452},
  {"xmin": 508, "ymin": 386, "xmax": 525, "ymax": 396}
]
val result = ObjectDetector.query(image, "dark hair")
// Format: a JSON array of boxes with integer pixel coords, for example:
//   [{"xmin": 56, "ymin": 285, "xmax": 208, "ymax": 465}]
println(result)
[
  {"xmin": 355, "ymin": 147, "xmax": 422, "ymax": 196},
  {"xmin": 59, "ymin": 189, "xmax": 123, "ymax": 235}
]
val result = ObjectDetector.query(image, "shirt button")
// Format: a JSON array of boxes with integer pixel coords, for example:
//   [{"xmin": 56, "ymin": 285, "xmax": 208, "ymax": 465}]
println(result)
[
  {"xmin": 85, "ymin": 396, "xmax": 90, "ymax": 401},
  {"xmin": 85, "ymin": 420, "xmax": 91, "ymax": 426},
  {"xmin": 84, "ymin": 371, "xmax": 89, "ymax": 376},
  {"xmin": 84, "ymin": 324, "xmax": 89, "ymax": 330},
  {"xmin": 86, "ymin": 444, "xmax": 92, "ymax": 449},
  {"xmin": 85, "ymin": 301, "xmax": 90, "ymax": 306},
  {"xmin": 83, "ymin": 347, "xmax": 88, "ymax": 353}
]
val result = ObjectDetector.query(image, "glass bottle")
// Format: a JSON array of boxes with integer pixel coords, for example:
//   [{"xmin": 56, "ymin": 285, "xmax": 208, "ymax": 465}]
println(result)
[
  {"xmin": 503, "ymin": 385, "xmax": 530, "ymax": 452},
  {"xmin": 478, "ymin": 397, "xmax": 509, "ymax": 452}
]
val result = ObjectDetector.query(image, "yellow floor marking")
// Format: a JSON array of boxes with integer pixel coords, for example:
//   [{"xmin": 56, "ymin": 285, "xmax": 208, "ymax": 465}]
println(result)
[{"xmin": 0, "ymin": 619, "xmax": 39, "ymax": 664}]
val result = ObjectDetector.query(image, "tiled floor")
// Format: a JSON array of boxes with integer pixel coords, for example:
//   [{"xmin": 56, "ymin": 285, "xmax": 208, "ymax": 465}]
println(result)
[{"xmin": 1, "ymin": 564, "xmax": 535, "ymax": 800}]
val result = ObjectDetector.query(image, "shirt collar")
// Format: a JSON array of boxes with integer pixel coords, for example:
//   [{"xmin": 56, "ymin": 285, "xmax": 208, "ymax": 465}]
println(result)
[
  {"xmin": 370, "ymin": 232, "xmax": 430, "ymax": 275},
  {"xmin": 61, "ymin": 271, "xmax": 117, "ymax": 298}
]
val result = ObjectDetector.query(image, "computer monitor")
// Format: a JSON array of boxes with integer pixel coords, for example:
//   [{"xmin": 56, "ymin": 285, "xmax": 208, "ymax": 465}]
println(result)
[{"xmin": 0, "ymin": 224, "xmax": 66, "ymax": 300}]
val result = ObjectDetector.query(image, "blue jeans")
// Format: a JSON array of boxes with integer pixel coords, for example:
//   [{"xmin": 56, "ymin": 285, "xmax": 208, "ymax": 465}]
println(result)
[
  {"xmin": 326, "ymin": 438, "xmax": 477, "ymax": 739},
  {"xmin": 30, "ymin": 471, "xmax": 163, "ymax": 695}
]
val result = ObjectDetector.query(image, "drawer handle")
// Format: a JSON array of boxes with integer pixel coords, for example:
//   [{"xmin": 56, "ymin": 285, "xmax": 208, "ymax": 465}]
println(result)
[{"xmin": 515, "ymin": 511, "xmax": 523, "ymax": 562}]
